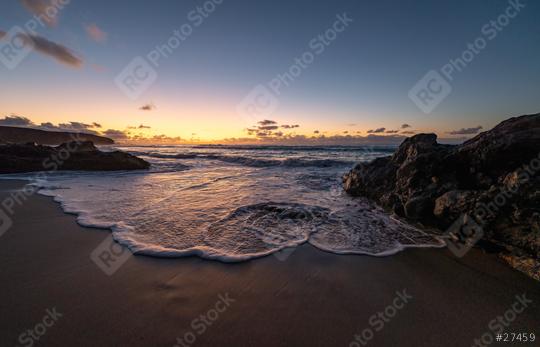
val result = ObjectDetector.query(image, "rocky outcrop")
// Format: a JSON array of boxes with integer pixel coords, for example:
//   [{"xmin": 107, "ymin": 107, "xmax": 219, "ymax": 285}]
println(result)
[
  {"xmin": 344, "ymin": 114, "xmax": 540, "ymax": 279},
  {"xmin": 0, "ymin": 126, "xmax": 114, "ymax": 145},
  {"xmin": 0, "ymin": 141, "xmax": 150, "ymax": 173}
]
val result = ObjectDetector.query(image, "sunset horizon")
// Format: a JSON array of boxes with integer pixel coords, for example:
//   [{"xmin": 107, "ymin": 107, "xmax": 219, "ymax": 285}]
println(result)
[{"xmin": 2, "ymin": 1, "xmax": 538, "ymax": 144}]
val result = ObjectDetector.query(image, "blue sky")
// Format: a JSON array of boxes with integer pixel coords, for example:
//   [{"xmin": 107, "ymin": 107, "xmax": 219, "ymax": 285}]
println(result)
[{"xmin": 0, "ymin": 0, "xmax": 539, "ymax": 143}]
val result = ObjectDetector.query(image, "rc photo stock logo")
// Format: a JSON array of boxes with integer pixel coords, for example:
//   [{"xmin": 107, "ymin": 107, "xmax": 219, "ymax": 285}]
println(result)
[
  {"xmin": 408, "ymin": 0, "xmax": 526, "ymax": 114},
  {"xmin": 0, "ymin": 26, "xmax": 34, "ymax": 70},
  {"xmin": 236, "ymin": 84, "xmax": 280, "ymax": 122},
  {"xmin": 444, "ymin": 213, "xmax": 484, "ymax": 258},
  {"xmin": 251, "ymin": 224, "xmax": 299, "ymax": 262},
  {"xmin": 114, "ymin": 0, "xmax": 224, "ymax": 100},
  {"xmin": 90, "ymin": 234, "xmax": 132, "ymax": 276},
  {"xmin": 115, "ymin": 56, "xmax": 158, "ymax": 100},
  {"xmin": 236, "ymin": 12, "xmax": 353, "ymax": 124},
  {"xmin": 0, "ymin": 207, "xmax": 14, "ymax": 237},
  {"xmin": 408, "ymin": 70, "xmax": 452, "ymax": 114}
]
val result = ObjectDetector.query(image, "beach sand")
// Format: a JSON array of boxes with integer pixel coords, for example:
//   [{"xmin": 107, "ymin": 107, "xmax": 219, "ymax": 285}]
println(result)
[{"xmin": 0, "ymin": 179, "xmax": 538, "ymax": 347}]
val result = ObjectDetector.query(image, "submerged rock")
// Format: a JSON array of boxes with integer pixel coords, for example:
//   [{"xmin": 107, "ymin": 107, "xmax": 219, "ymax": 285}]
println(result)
[
  {"xmin": 0, "ymin": 141, "xmax": 150, "ymax": 173},
  {"xmin": 344, "ymin": 113, "xmax": 540, "ymax": 277}
]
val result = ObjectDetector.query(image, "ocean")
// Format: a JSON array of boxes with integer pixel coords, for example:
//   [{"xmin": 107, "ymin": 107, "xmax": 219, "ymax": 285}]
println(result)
[{"xmin": 5, "ymin": 145, "xmax": 443, "ymax": 261}]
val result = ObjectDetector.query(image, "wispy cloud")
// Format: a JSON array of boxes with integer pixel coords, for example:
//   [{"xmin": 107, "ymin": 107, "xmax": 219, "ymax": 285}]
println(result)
[
  {"xmin": 0, "ymin": 115, "xmax": 33, "ymax": 126},
  {"xmin": 39, "ymin": 121, "xmax": 100, "ymax": 134},
  {"xmin": 258, "ymin": 119, "xmax": 277, "ymax": 126},
  {"xmin": 18, "ymin": 33, "xmax": 83, "ymax": 67},
  {"xmin": 128, "ymin": 124, "xmax": 152, "ymax": 130},
  {"xmin": 85, "ymin": 23, "xmax": 107, "ymax": 43},
  {"xmin": 401, "ymin": 123, "xmax": 411, "ymax": 129},
  {"xmin": 281, "ymin": 124, "xmax": 299, "ymax": 129},
  {"xmin": 401, "ymin": 131, "xmax": 415, "ymax": 135},
  {"xmin": 127, "ymin": 134, "xmax": 183, "ymax": 144},
  {"xmin": 447, "ymin": 126, "xmax": 483, "ymax": 135},
  {"xmin": 385, "ymin": 130, "xmax": 399, "ymax": 134},
  {"xmin": 0, "ymin": 116, "xmax": 100, "ymax": 134},
  {"xmin": 20, "ymin": 0, "xmax": 62, "ymax": 27},
  {"xmin": 103, "ymin": 129, "xmax": 129, "ymax": 140},
  {"xmin": 139, "ymin": 103, "xmax": 156, "ymax": 111},
  {"xmin": 367, "ymin": 127, "xmax": 386, "ymax": 134},
  {"xmin": 258, "ymin": 125, "xmax": 279, "ymax": 131}
]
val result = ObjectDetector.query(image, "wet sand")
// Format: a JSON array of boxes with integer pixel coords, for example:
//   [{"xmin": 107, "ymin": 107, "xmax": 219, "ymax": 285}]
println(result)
[{"xmin": 0, "ymin": 179, "xmax": 538, "ymax": 347}]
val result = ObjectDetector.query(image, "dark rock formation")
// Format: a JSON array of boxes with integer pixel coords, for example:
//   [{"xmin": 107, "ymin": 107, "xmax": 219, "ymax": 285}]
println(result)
[
  {"xmin": 0, "ymin": 141, "xmax": 150, "ymax": 173},
  {"xmin": 0, "ymin": 126, "xmax": 114, "ymax": 145},
  {"xmin": 344, "ymin": 114, "xmax": 540, "ymax": 278}
]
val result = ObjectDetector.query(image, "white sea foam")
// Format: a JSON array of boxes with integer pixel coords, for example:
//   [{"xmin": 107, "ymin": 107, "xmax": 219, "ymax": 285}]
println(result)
[{"xmin": 4, "ymin": 145, "xmax": 444, "ymax": 262}]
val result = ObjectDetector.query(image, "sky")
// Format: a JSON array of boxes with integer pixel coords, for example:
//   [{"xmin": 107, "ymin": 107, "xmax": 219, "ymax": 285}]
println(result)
[{"xmin": 0, "ymin": 0, "xmax": 539, "ymax": 144}]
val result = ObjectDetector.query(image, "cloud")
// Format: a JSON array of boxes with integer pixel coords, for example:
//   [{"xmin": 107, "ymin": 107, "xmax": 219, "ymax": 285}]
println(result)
[
  {"xmin": 148, "ymin": 135, "xmax": 182, "ymax": 143},
  {"xmin": 343, "ymin": 131, "xmax": 349, "ymax": 134},
  {"xmin": 246, "ymin": 120, "xmax": 297, "ymax": 139},
  {"xmin": 314, "ymin": 130, "xmax": 320, "ymax": 134},
  {"xmin": 0, "ymin": 115, "xmax": 34, "ymax": 126},
  {"xmin": 447, "ymin": 126, "xmax": 483, "ymax": 135},
  {"xmin": 367, "ymin": 127, "xmax": 386, "ymax": 134},
  {"xmin": 85, "ymin": 23, "xmax": 107, "ymax": 43},
  {"xmin": 60, "ymin": 122, "xmax": 95, "ymax": 131},
  {"xmin": 0, "ymin": 116, "xmax": 102, "ymax": 134},
  {"xmin": 129, "ymin": 124, "xmax": 151, "ymax": 130},
  {"xmin": 258, "ymin": 125, "xmax": 279, "ymax": 131},
  {"xmin": 139, "ymin": 103, "xmax": 156, "ymax": 111},
  {"xmin": 39, "ymin": 121, "xmax": 100, "ymax": 134},
  {"xmin": 401, "ymin": 124, "xmax": 411, "ymax": 129},
  {"xmin": 103, "ymin": 129, "xmax": 129, "ymax": 140},
  {"xmin": 401, "ymin": 131, "xmax": 415, "ymax": 135},
  {"xmin": 386, "ymin": 130, "xmax": 399, "ymax": 134},
  {"xmin": 19, "ymin": 33, "xmax": 83, "ymax": 67},
  {"xmin": 221, "ymin": 133, "xmax": 410, "ymax": 146},
  {"xmin": 20, "ymin": 0, "xmax": 62, "ymax": 27},
  {"xmin": 0, "ymin": 30, "xmax": 6, "ymax": 39},
  {"xmin": 281, "ymin": 124, "xmax": 299, "ymax": 129},
  {"xmin": 347, "ymin": 123, "xmax": 357, "ymax": 127}
]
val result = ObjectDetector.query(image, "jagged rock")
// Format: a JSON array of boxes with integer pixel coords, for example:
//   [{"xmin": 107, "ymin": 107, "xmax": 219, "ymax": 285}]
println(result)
[
  {"xmin": 344, "ymin": 113, "xmax": 540, "ymax": 274},
  {"xmin": 0, "ymin": 141, "xmax": 150, "ymax": 173},
  {"xmin": 433, "ymin": 190, "xmax": 478, "ymax": 225}
]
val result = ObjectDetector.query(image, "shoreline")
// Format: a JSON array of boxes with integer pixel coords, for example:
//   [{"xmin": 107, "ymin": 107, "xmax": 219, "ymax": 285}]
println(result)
[
  {"xmin": 1, "ymin": 177, "xmax": 447, "ymax": 262},
  {"xmin": 1, "ymin": 179, "xmax": 539, "ymax": 346}
]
